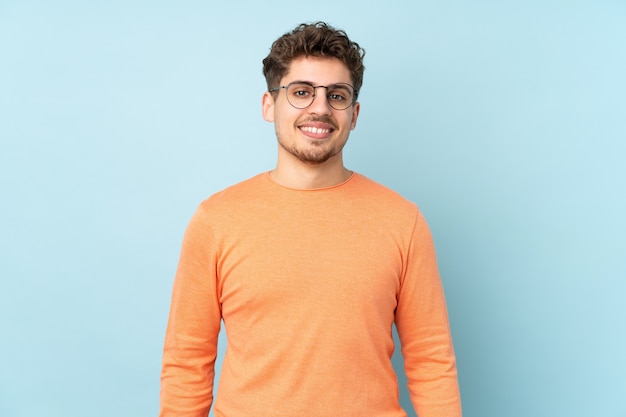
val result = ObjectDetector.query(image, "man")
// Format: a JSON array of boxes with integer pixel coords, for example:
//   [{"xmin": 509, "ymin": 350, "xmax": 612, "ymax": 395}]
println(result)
[{"xmin": 160, "ymin": 22, "xmax": 462, "ymax": 417}]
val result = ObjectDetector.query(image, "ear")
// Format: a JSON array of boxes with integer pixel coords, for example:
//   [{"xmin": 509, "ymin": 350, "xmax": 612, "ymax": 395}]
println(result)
[
  {"xmin": 350, "ymin": 101, "xmax": 360, "ymax": 130},
  {"xmin": 262, "ymin": 91, "xmax": 275, "ymax": 122}
]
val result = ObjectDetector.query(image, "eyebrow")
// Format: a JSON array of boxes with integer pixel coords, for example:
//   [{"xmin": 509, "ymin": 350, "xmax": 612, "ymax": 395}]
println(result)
[{"xmin": 290, "ymin": 80, "xmax": 353, "ymax": 87}]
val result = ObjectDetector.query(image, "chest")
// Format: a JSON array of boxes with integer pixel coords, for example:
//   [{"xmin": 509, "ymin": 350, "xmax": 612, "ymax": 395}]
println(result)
[{"xmin": 215, "ymin": 211, "xmax": 406, "ymax": 326}]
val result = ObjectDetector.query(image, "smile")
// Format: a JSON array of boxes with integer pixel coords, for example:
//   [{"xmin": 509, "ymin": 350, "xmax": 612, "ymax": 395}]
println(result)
[{"xmin": 300, "ymin": 126, "xmax": 333, "ymax": 135}]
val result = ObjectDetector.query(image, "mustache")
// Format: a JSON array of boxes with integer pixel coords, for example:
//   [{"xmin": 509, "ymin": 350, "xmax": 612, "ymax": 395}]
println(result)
[{"xmin": 297, "ymin": 116, "xmax": 338, "ymax": 129}]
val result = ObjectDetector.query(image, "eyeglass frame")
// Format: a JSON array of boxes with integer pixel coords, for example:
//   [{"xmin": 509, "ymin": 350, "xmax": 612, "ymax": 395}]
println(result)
[{"xmin": 269, "ymin": 81, "xmax": 359, "ymax": 111}]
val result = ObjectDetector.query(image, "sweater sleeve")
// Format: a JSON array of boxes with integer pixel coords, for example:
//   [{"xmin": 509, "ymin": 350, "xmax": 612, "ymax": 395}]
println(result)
[
  {"xmin": 395, "ymin": 209, "xmax": 462, "ymax": 417},
  {"xmin": 160, "ymin": 205, "xmax": 222, "ymax": 417}
]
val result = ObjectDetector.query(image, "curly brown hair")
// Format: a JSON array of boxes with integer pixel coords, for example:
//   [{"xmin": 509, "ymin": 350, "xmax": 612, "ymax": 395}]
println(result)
[{"xmin": 262, "ymin": 22, "xmax": 365, "ymax": 99}]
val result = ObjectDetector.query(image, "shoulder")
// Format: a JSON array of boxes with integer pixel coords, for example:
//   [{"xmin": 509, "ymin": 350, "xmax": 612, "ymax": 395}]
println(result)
[
  {"xmin": 193, "ymin": 173, "xmax": 270, "ymax": 221},
  {"xmin": 205, "ymin": 172, "xmax": 268, "ymax": 202},
  {"xmin": 351, "ymin": 173, "xmax": 419, "ymax": 214}
]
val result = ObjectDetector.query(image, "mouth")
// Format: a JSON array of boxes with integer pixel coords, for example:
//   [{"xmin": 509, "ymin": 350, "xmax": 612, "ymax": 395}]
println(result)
[
  {"xmin": 298, "ymin": 121, "xmax": 336, "ymax": 139},
  {"xmin": 300, "ymin": 126, "xmax": 333, "ymax": 135}
]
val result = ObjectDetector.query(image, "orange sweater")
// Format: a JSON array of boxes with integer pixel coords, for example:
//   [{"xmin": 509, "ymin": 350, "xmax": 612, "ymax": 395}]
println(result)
[{"xmin": 160, "ymin": 173, "xmax": 461, "ymax": 417}]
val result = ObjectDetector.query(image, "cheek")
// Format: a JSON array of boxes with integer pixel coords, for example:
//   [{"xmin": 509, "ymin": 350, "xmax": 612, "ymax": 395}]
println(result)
[
  {"xmin": 349, "ymin": 104, "xmax": 360, "ymax": 130},
  {"xmin": 347, "ymin": 113, "xmax": 358, "ymax": 130},
  {"xmin": 273, "ymin": 114, "xmax": 295, "ymax": 140},
  {"xmin": 273, "ymin": 112, "xmax": 289, "ymax": 131}
]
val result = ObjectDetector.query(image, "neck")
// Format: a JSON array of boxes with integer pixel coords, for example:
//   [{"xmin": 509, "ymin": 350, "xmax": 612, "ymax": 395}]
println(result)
[{"xmin": 270, "ymin": 154, "xmax": 352, "ymax": 189}]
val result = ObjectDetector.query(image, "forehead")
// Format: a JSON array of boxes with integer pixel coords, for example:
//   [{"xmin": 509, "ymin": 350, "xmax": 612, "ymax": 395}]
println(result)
[{"xmin": 281, "ymin": 56, "xmax": 352, "ymax": 86}]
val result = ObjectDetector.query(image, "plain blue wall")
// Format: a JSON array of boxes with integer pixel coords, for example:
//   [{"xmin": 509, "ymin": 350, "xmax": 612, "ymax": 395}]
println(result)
[{"xmin": 1, "ymin": 1, "xmax": 625, "ymax": 416}]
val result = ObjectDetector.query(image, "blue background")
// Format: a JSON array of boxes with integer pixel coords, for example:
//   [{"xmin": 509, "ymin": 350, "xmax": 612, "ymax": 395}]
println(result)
[{"xmin": 1, "ymin": 1, "xmax": 625, "ymax": 416}]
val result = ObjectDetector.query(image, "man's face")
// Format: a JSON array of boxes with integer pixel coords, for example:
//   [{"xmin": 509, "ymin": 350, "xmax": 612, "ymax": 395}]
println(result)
[{"xmin": 262, "ymin": 56, "xmax": 360, "ymax": 165}]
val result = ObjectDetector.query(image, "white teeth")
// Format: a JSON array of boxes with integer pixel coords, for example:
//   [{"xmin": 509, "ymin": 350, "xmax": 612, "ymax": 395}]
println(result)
[{"xmin": 301, "ymin": 126, "xmax": 331, "ymax": 134}]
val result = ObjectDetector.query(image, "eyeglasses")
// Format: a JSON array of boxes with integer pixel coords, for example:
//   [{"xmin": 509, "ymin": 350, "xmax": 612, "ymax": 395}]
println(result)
[{"xmin": 269, "ymin": 81, "xmax": 358, "ymax": 111}]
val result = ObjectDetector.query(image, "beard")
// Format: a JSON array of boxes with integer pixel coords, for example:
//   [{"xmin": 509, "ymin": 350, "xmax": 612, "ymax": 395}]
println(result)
[
  {"xmin": 277, "ymin": 136, "xmax": 346, "ymax": 165},
  {"xmin": 275, "ymin": 115, "xmax": 347, "ymax": 165}
]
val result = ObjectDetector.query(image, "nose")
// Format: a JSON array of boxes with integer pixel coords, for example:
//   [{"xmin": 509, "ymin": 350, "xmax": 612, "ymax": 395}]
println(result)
[{"xmin": 308, "ymin": 86, "xmax": 332, "ymax": 114}]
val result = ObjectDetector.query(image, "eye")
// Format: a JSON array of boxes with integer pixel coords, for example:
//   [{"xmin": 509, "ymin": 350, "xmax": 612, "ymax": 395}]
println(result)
[
  {"xmin": 328, "ymin": 85, "xmax": 352, "ymax": 103},
  {"xmin": 289, "ymin": 83, "xmax": 314, "ymax": 98},
  {"xmin": 328, "ymin": 93, "xmax": 346, "ymax": 102}
]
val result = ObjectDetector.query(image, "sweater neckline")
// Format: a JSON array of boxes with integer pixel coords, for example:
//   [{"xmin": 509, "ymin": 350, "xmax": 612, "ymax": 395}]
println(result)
[{"xmin": 263, "ymin": 171, "xmax": 358, "ymax": 192}]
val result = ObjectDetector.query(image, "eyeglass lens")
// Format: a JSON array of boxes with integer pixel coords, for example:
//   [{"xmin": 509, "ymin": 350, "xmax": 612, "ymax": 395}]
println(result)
[{"xmin": 285, "ymin": 82, "xmax": 355, "ymax": 110}]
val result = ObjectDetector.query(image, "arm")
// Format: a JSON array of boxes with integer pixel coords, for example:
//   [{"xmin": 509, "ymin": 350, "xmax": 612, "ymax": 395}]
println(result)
[
  {"xmin": 160, "ymin": 205, "xmax": 222, "ymax": 417},
  {"xmin": 395, "ymin": 210, "xmax": 462, "ymax": 417}
]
